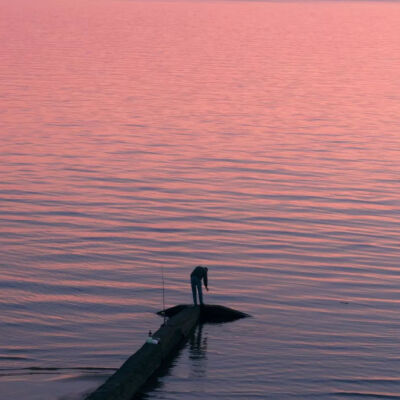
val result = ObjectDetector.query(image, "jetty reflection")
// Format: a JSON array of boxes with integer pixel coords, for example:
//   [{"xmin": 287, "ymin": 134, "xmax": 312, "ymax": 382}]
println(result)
[{"xmin": 189, "ymin": 324, "xmax": 208, "ymax": 378}]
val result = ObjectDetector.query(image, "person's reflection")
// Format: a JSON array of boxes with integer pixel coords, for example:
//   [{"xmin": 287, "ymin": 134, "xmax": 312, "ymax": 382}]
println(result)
[{"xmin": 188, "ymin": 323, "xmax": 207, "ymax": 378}]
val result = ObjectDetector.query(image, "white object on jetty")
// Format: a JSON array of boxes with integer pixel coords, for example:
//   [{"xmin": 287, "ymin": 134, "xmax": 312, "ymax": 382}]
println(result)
[{"xmin": 146, "ymin": 337, "xmax": 160, "ymax": 345}]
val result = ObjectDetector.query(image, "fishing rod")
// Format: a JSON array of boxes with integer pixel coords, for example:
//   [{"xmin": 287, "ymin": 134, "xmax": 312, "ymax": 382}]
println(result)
[{"xmin": 161, "ymin": 263, "xmax": 166, "ymax": 326}]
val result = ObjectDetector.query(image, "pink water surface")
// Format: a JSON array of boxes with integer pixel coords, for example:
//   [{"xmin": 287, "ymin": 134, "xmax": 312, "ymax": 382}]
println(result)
[{"xmin": 1, "ymin": 1, "xmax": 400, "ymax": 399}]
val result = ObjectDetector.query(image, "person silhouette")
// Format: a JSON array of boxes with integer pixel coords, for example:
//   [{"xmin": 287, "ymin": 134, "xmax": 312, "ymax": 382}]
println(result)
[{"xmin": 190, "ymin": 265, "xmax": 208, "ymax": 306}]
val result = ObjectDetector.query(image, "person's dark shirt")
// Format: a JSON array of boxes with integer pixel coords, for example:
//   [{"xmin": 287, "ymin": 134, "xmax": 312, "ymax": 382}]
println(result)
[{"xmin": 191, "ymin": 266, "xmax": 208, "ymax": 288}]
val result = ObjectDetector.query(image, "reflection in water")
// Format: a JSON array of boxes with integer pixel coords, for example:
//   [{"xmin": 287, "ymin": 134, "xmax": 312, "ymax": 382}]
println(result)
[{"xmin": 188, "ymin": 324, "xmax": 208, "ymax": 379}]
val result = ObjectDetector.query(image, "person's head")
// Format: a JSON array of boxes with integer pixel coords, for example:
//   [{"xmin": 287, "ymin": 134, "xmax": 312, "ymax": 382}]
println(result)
[{"xmin": 204, "ymin": 267, "xmax": 208, "ymax": 272}]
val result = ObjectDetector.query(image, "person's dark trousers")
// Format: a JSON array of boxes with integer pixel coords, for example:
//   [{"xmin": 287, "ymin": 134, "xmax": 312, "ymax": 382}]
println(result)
[{"xmin": 191, "ymin": 275, "xmax": 203, "ymax": 305}]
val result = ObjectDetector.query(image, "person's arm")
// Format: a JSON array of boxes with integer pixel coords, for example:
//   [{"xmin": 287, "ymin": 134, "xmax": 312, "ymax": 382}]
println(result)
[{"xmin": 203, "ymin": 268, "xmax": 208, "ymax": 291}]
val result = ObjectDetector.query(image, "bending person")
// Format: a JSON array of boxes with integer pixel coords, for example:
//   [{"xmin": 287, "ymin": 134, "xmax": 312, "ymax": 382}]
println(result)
[{"xmin": 190, "ymin": 265, "xmax": 209, "ymax": 306}]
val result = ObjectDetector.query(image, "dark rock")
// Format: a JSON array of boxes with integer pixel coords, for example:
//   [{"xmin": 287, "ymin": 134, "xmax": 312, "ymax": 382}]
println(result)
[{"xmin": 158, "ymin": 304, "xmax": 250, "ymax": 323}]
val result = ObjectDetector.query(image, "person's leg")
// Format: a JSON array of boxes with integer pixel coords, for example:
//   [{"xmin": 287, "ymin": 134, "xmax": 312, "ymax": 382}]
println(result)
[
  {"xmin": 191, "ymin": 276, "xmax": 198, "ymax": 306},
  {"xmin": 197, "ymin": 280, "xmax": 203, "ymax": 305}
]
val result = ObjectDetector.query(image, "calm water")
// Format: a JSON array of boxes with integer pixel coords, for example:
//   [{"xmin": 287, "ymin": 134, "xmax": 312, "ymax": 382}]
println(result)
[{"xmin": 1, "ymin": 0, "xmax": 400, "ymax": 399}]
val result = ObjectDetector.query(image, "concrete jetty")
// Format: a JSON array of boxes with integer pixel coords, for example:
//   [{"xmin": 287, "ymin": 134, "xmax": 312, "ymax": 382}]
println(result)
[{"xmin": 85, "ymin": 304, "xmax": 248, "ymax": 400}]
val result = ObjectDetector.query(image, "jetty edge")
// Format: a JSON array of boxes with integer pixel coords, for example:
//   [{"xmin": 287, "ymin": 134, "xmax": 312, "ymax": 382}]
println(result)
[{"xmin": 85, "ymin": 306, "xmax": 200, "ymax": 400}]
